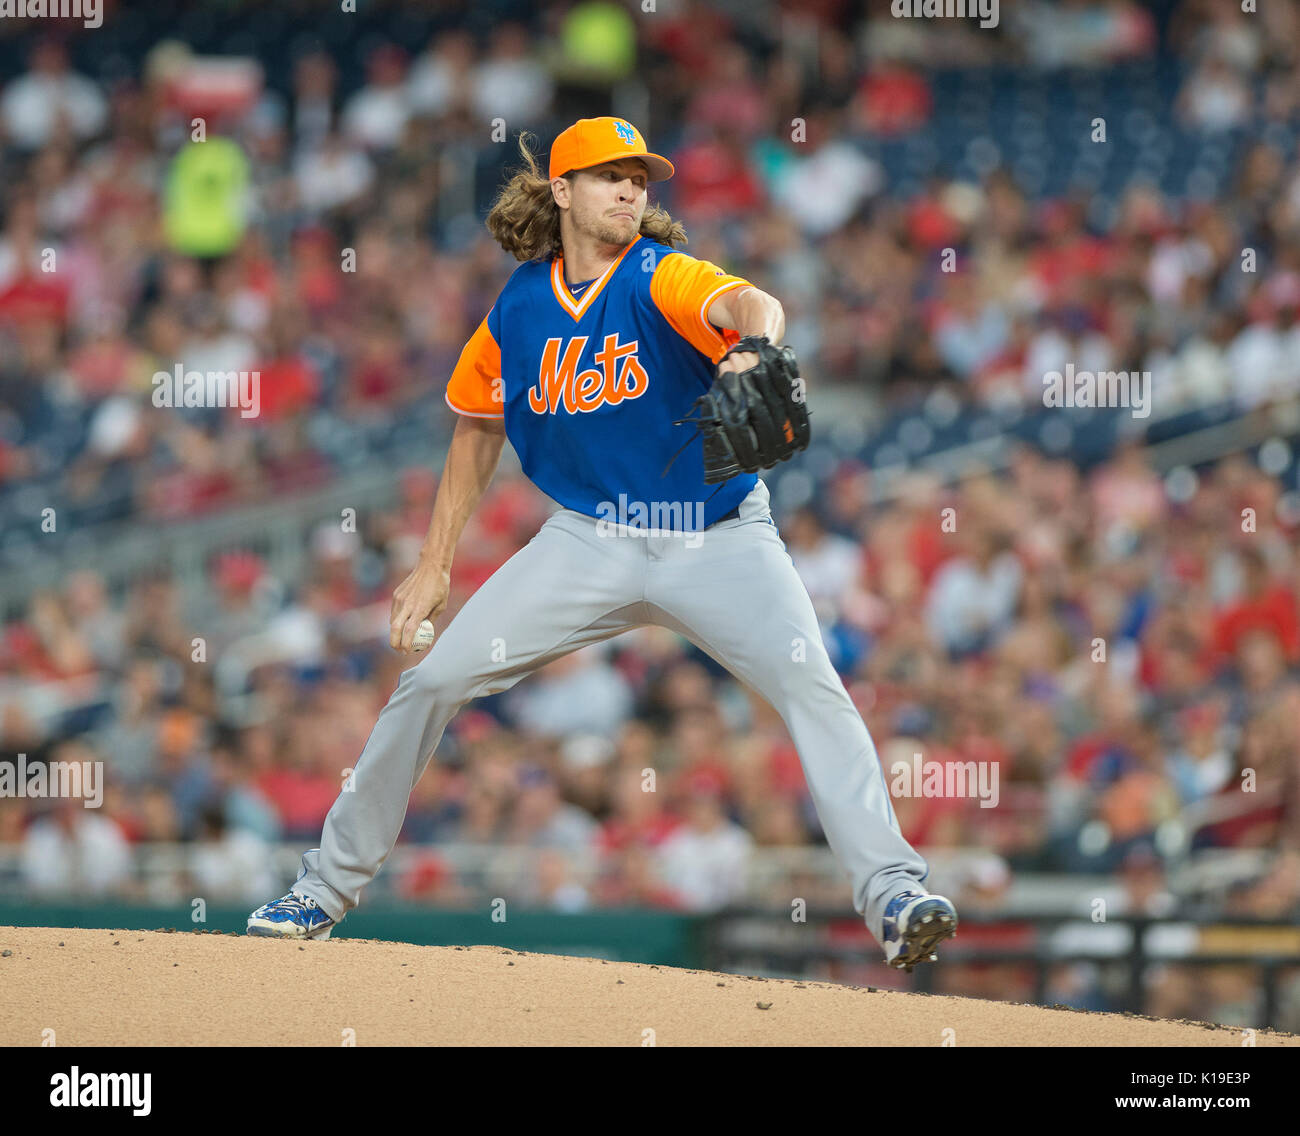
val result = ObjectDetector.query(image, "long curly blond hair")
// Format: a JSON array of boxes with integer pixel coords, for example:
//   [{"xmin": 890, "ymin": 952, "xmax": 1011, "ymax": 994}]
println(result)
[{"xmin": 485, "ymin": 132, "xmax": 687, "ymax": 262}]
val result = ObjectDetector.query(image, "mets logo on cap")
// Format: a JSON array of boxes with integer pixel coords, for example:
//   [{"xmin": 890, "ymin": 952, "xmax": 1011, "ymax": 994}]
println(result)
[{"xmin": 548, "ymin": 117, "xmax": 676, "ymax": 181}]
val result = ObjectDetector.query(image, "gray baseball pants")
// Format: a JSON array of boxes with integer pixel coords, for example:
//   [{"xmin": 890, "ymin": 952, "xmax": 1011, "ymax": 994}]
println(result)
[{"xmin": 293, "ymin": 479, "xmax": 929, "ymax": 943}]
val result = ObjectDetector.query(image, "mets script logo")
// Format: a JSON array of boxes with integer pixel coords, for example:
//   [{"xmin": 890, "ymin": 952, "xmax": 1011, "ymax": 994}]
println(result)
[
  {"xmin": 529, "ymin": 335, "xmax": 648, "ymax": 414},
  {"xmin": 614, "ymin": 119, "xmax": 637, "ymax": 145}
]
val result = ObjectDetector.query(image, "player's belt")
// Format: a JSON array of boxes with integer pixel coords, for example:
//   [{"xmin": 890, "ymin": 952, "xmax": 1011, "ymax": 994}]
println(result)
[{"xmin": 707, "ymin": 504, "xmax": 741, "ymax": 528}]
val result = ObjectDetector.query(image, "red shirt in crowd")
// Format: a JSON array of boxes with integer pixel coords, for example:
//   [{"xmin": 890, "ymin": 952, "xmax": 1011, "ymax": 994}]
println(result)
[
  {"xmin": 1211, "ymin": 584, "xmax": 1300, "ymax": 663},
  {"xmin": 0, "ymin": 272, "xmax": 70, "ymax": 328},
  {"xmin": 598, "ymin": 813, "xmax": 680, "ymax": 854},
  {"xmin": 250, "ymin": 354, "xmax": 320, "ymax": 421},
  {"xmin": 256, "ymin": 768, "xmax": 340, "ymax": 833},
  {"xmin": 670, "ymin": 137, "xmax": 764, "ymax": 221},
  {"xmin": 856, "ymin": 65, "xmax": 932, "ymax": 135}
]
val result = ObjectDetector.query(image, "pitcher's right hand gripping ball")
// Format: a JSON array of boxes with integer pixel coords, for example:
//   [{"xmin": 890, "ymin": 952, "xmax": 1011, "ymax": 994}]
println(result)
[{"xmin": 675, "ymin": 335, "xmax": 810, "ymax": 484}]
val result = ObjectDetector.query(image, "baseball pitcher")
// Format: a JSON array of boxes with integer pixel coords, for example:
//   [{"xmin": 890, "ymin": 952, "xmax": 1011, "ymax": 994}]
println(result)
[{"xmin": 248, "ymin": 117, "xmax": 958, "ymax": 971}]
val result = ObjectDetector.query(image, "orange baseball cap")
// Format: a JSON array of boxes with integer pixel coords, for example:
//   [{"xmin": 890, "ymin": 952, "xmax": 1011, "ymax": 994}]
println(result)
[{"xmin": 548, "ymin": 117, "xmax": 674, "ymax": 181}]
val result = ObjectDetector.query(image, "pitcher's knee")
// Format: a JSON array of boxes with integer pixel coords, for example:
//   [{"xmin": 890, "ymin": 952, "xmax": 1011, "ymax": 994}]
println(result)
[
  {"xmin": 407, "ymin": 648, "xmax": 477, "ymax": 705},
  {"xmin": 762, "ymin": 666, "xmax": 857, "ymax": 722}
]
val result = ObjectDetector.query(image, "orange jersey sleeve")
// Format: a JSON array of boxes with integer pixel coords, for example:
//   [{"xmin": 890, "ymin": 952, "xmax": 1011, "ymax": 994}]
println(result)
[
  {"xmin": 649, "ymin": 253, "xmax": 752, "ymax": 363},
  {"xmin": 445, "ymin": 314, "xmax": 504, "ymax": 417}
]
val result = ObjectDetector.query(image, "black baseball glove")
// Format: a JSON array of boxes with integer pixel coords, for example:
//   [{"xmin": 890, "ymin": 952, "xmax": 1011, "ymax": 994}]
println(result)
[{"xmin": 668, "ymin": 336, "xmax": 811, "ymax": 485}]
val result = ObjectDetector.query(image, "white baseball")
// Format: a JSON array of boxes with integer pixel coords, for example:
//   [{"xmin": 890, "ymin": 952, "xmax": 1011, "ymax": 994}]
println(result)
[{"xmin": 411, "ymin": 619, "xmax": 437, "ymax": 653}]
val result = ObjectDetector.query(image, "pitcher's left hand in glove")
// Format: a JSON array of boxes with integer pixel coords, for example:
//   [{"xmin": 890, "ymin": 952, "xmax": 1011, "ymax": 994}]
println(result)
[{"xmin": 672, "ymin": 336, "xmax": 811, "ymax": 485}]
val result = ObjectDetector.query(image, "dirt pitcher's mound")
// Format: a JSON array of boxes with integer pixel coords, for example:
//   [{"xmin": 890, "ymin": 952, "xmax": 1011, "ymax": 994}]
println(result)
[{"xmin": 1, "ymin": 926, "xmax": 1295, "ymax": 1046}]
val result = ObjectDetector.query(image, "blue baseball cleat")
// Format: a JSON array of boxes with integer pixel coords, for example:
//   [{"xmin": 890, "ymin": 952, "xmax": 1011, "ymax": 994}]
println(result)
[
  {"xmin": 882, "ymin": 890, "xmax": 958, "ymax": 972},
  {"xmin": 247, "ymin": 891, "xmax": 335, "ymax": 940}
]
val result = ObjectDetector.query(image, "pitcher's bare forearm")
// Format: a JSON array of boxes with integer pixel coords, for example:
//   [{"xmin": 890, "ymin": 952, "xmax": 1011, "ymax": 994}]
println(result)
[
  {"xmin": 420, "ymin": 415, "xmax": 507, "ymax": 571},
  {"xmin": 707, "ymin": 285, "xmax": 785, "ymax": 346}
]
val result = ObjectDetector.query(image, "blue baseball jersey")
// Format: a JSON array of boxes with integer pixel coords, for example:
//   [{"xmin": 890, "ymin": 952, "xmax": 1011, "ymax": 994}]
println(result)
[{"xmin": 445, "ymin": 235, "xmax": 758, "ymax": 531}]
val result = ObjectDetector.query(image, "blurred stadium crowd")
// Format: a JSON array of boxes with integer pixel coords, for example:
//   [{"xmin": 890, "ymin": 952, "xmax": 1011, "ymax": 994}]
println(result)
[{"xmin": 2, "ymin": 0, "xmax": 1300, "ymax": 1024}]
